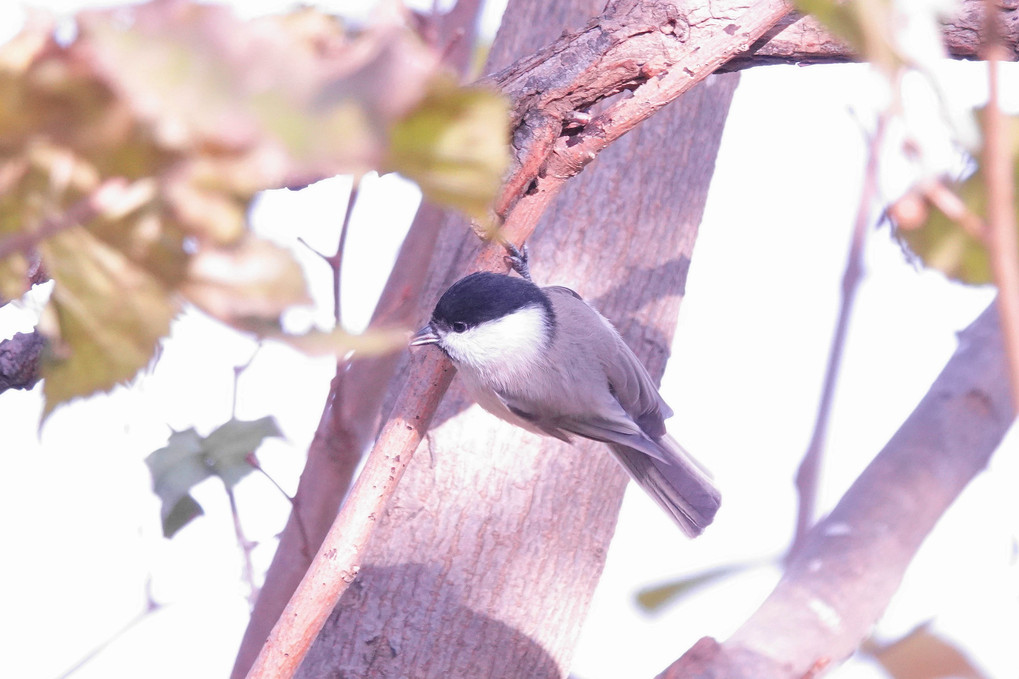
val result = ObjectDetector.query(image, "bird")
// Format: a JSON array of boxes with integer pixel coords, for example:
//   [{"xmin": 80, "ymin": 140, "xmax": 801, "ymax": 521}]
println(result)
[{"xmin": 410, "ymin": 250, "xmax": 720, "ymax": 537}]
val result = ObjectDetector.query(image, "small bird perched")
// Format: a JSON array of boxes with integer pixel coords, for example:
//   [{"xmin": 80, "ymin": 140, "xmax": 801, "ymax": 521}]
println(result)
[{"xmin": 411, "ymin": 249, "xmax": 720, "ymax": 537}]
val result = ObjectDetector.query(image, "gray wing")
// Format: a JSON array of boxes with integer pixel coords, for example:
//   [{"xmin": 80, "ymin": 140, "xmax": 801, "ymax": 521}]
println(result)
[
  {"xmin": 482, "ymin": 286, "xmax": 665, "ymax": 463},
  {"xmin": 543, "ymin": 285, "xmax": 672, "ymax": 437}
]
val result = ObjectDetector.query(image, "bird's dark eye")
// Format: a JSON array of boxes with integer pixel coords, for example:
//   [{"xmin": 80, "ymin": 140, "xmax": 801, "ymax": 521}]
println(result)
[{"xmin": 451, "ymin": 321, "xmax": 468, "ymax": 333}]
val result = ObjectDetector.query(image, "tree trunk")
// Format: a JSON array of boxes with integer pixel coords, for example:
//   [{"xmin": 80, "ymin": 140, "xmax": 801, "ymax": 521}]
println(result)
[{"xmin": 293, "ymin": 2, "xmax": 739, "ymax": 677}]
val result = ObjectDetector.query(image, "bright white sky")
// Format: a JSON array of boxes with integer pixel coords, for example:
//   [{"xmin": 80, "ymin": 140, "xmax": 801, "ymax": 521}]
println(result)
[{"xmin": 1, "ymin": 2, "xmax": 1018, "ymax": 679}]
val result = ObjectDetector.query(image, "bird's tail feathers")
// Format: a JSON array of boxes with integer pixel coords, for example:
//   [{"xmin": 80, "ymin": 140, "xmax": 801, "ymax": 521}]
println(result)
[{"xmin": 607, "ymin": 435, "xmax": 720, "ymax": 538}]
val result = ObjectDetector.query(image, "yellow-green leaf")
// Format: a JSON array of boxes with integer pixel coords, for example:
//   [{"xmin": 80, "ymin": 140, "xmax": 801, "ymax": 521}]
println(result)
[
  {"xmin": 39, "ymin": 225, "xmax": 178, "ymax": 416},
  {"xmin": 387, "ymin": 79, "xmax": 509, "ymax": 219}
]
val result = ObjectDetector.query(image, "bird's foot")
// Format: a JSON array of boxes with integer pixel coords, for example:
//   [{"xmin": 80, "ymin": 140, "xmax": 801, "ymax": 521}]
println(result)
[{"xmin": 503, "ymin": 242, "xmax": 532, "ymax": 281}]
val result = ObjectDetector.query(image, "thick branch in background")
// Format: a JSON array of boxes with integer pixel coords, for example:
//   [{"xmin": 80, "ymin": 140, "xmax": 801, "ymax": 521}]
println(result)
[
  {"xmin": 659, "ymin": 301, "xmax": 1013, "ymax": 678},
  {"xmin": 726, "ymin": 0, "xmax": 1019, "ymax": 70}
]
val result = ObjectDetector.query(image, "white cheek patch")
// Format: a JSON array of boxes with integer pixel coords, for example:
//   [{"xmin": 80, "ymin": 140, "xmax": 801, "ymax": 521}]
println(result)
[{"xmin": 441, "ymin": 305, "xmax": 550, "ymax": 381}]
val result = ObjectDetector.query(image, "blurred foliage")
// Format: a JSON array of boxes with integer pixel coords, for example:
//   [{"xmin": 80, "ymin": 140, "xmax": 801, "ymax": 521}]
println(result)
[
  {"xmin": 899, "ymin": 115, "xmax": 1019, "ymax": 284},
  {"xmin": 145, "ymin": 416, "xmax": 282, "ymax": 537},
  {"xmin": 797, "ymin": 0, "xmax": 1019, "ymax": 287},
  {"xmin": 899, "ymin": 172, "xmax": 992, "ymax": 284},
  {"xmin": 0, "ymin": 1, "xmax": 508, "ymax": 416}
]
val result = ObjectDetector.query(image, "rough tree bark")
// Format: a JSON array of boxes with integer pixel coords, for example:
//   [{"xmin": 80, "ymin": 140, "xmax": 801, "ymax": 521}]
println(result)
[
  {"xmin": 726, "ymin": 1, "xmax": 1019, "ymax": 70},
  {"xmin": 291, "ymin": 2, "xmax": 739, "ymax": 678}
]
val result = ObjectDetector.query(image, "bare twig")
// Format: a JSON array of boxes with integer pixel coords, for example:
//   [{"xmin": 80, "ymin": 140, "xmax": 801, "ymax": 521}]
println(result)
[
  {"xmin": 231, "ymin": 344, "xmax": 262, "ymax": 418},
  {"xmin": 228, "ymin": 345, "xmax": 266, "ymax": 607},
  {"xmin": 332, "ymin": 180, "xmax": 358, "ymax": 327},
  {"xmin": 981, "ymin": 0, "xmax": 1019, "ymax": 414},
  {"xmin": 226, "ymin": 482, "xmax": 260, "ymax": 609},
  {"xmin": 660, "ymin": 301, "xmax": 1013, "ymax": 679},
  {"xmin": 792, "ymin": 107, "xmax": 892, "ymax": 551},
  {"xmin": 54, "ymin": 577, "xmax": 163, "ymax": 679}
]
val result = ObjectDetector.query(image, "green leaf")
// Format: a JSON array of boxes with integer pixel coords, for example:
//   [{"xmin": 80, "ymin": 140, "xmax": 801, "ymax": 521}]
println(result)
[
  {"xmin": 145, "ymin": 429, "xmax": 210, "ymax": 537},
  {"xmin": 39, "ymin": 225, "xmax": 178, "ymax": 416},
  {"xmin": 162, "ymin": 493, "xmax": 205, "ymax": 538},
  {"xmin": 387, "ymin": 79, "xmax": 509, "ymax": 219},
  {"xmin": 202, "ymin": 416, "xmax": 283, "ymax": 488},
  {"xmin": 636, "ymin": 563, "xmax": 755, "ymax": 612},
  {"xmin": 145, "ymin": 418, "xmax": 283, "ymax": 537}
]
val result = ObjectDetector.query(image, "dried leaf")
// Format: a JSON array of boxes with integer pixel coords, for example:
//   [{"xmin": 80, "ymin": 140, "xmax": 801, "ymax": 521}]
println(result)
[
  {"xmin": 868, "ymin": 624, "xmax": 987, "ymax": 679},
  {"xmin": 39, "ymin": 225, "xmax": 178, "ymax": 416},
  {"xmin": 181, "ymin": 236, "xmax": 311, "ymax": 325}
]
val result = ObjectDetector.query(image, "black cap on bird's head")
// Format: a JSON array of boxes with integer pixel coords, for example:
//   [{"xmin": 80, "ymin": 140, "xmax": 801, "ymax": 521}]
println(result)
[{"xmin": 410, "ymin": 272, "xmax": 553, "ymax": 347}]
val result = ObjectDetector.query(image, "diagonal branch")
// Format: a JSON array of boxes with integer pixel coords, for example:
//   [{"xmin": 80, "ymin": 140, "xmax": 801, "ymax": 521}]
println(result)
[
  {"xmin": 487, "ymin": 0, "xmax": 793, "ymax": 246},
  {"xmin": 659, "ymin": 301, "xmax": 1014, "ymax": 679}
]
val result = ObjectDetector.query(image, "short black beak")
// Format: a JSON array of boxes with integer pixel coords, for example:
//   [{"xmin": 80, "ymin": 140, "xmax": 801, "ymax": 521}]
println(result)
[{"xmin": 410, "ymin": 323, "xmax": 440, "ymax": 346}]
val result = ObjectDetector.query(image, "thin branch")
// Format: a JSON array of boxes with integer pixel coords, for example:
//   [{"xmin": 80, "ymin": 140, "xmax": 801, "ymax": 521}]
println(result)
[
  {"xmin": 660, "ymin": 301, "xmax": 1014, "ymax": 679},
  {"xmin": 332, "ymin": 180, "xmax": 358, "ymax": 328},
  {"xmin": 981, "ymin": 0, "xmax": 1019, "ymax": 414},
  {"xmin": 245, "ymin": 353, "xmax": 454, "ymax": 679},
  {"xmin": 231, "ymin": 344, "xmax": 262, "ymax": 418},
  {"xmin": 226, "ymin": 481, "xmax": 260, "ymax": 609},
  {"xmin": 792, "ymin": 107, "xmax": 891, "ymax": 551},
  {"xmin": 54, "ymin": 577, "xmax": 163, "ymax": 679},
  {"xmin": 246, "ymin": 452, "xmax": 312, "ymax": 564}
]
